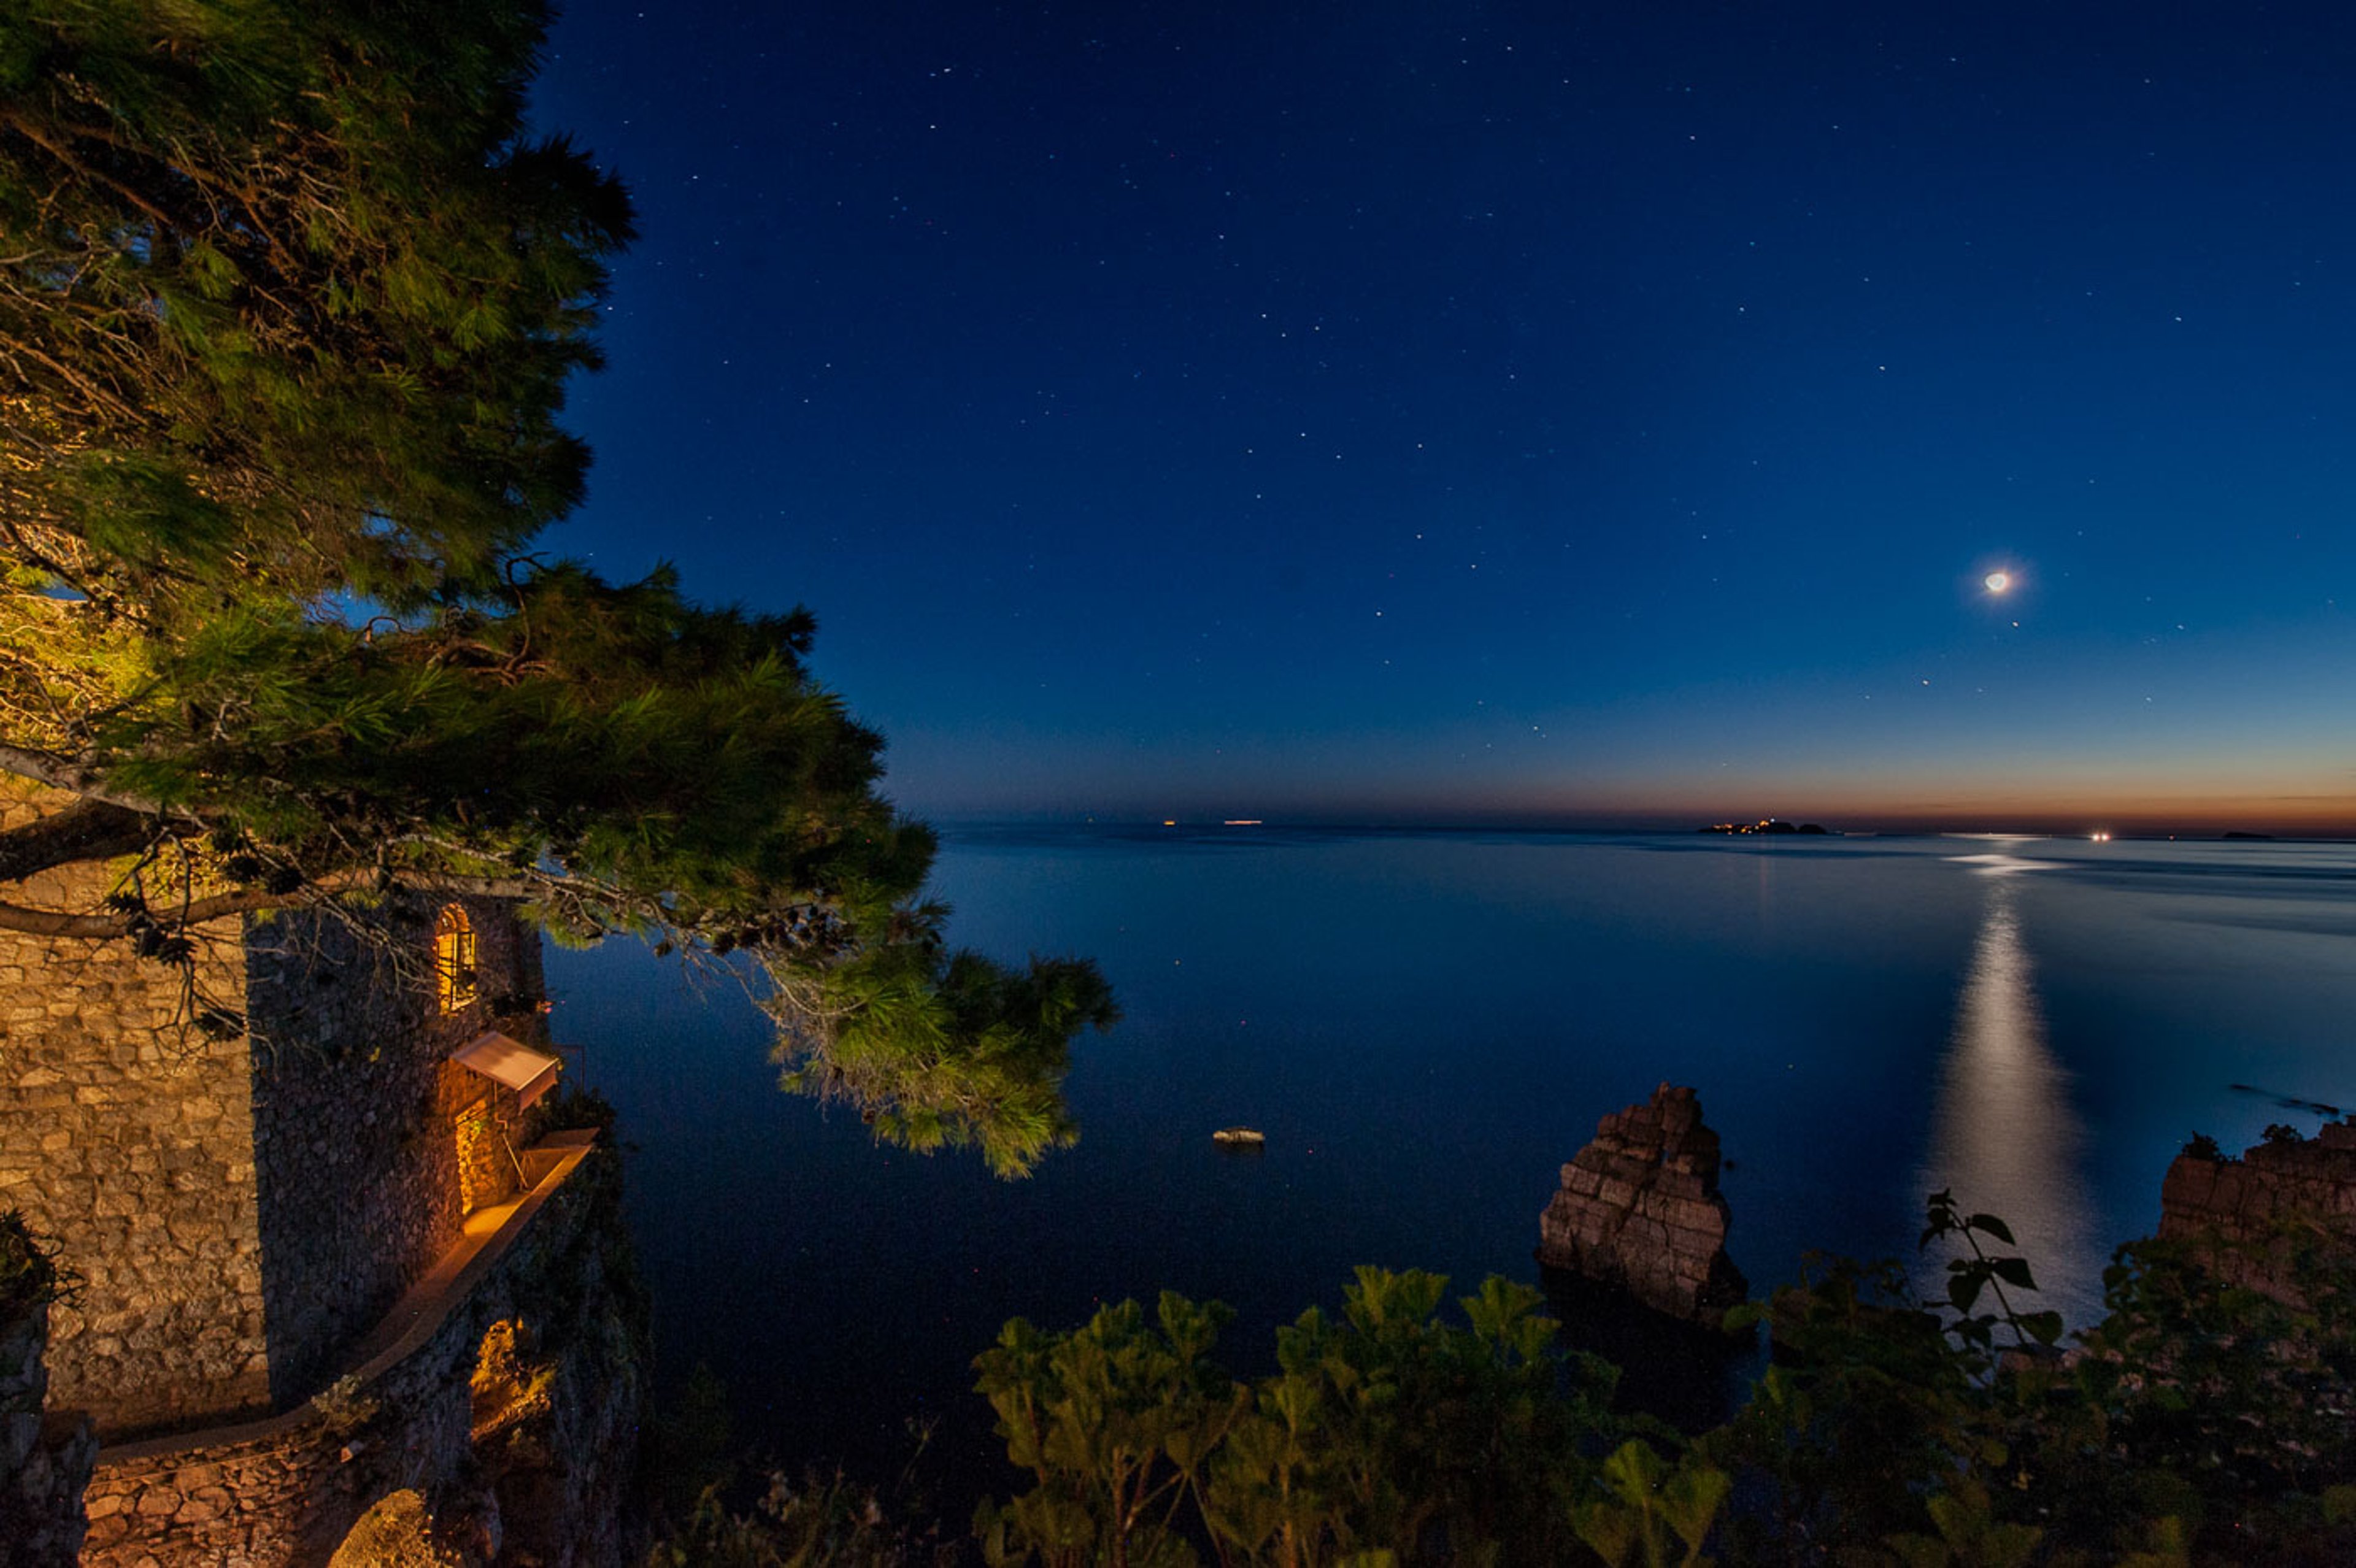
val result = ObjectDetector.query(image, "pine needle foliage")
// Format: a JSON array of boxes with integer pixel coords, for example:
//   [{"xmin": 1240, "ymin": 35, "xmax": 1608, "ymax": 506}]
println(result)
[{"xmin": 0, "ymin": 0, "xmax": 1112, "ymax": 1174}]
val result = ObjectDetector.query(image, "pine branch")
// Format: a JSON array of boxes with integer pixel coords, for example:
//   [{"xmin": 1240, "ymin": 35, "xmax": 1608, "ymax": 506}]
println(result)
[
  {"xmin": 0, "ymin": 742, "xmax": 194, "ymax": 820},
  {"xmin": 0, "ymin": 885, "xmax": 299, "ymax": 937},
  {"xmin": 0, "ymin": 797, "xmax": 150, "ymax": 883}
]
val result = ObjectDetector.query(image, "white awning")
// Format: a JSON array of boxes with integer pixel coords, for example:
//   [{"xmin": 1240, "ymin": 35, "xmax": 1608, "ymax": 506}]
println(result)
[{"xmin": 451, "ymin": 1031, "xmax": 561, "ymax": 1110}]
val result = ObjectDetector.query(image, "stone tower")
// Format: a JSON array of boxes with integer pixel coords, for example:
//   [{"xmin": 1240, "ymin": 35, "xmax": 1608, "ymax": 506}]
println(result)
[{"xmin": 0, "ymin": 786, "xmax": 553, "ymax": 1439}]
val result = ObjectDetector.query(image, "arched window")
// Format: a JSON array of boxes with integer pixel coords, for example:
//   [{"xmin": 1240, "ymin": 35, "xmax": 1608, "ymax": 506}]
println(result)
[{"xmin": 434, "ymin": 905, "xmax": 479, "ymax": 1014}]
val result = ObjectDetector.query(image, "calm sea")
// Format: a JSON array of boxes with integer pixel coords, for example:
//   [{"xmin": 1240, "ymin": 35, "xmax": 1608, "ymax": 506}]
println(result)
[{"xmin": 544, "ymin": 828, "xmax": 2356, "ymax": 1490}]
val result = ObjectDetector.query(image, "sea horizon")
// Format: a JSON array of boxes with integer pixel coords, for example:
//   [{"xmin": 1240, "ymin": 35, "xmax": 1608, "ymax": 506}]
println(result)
[
  {"xmin": 923, "ymin": 813, "xmax": 2356, "ymax": 843},
  {"xmin": 557, "ymin": 824, "xmax": 2356, "ymax": 1498}
]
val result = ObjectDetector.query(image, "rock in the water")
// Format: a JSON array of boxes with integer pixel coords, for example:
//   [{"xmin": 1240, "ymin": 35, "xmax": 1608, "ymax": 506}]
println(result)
[
  {"xmin": 2158, "ymin": 1121, "xmax": 2356, "ymax": 1304},
  {"xmin": 1537, "ymin": 1083, "xmax": 1747, "ymax": 1329}
]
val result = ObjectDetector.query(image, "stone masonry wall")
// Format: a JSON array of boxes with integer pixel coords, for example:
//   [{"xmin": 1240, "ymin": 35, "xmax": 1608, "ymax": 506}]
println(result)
[
  {"xmin": 3, "ymin": 775, "xmax": 554, "ymax": 1440},
  {"xmin": 1538, "ymin": 1083, "xmax": 1749, "ymax": 1329},
  {"xmin": 2158, "ymin": 1121, "xmax": 2356, "ymax": 1300},
  {"xmin": 1, "ymin": 1297, "xmax": 98, "ymax": 1568},
  {"xmin": 454, "ymin": 1080, "xmax": 518, "ymax": 1216},
  {"xmin": 0, "ymin": 784, "xmax": 270, "ymax": 1435},
  {"xmin": 79, "ymin": 1137, "xmax": 642, "ymax": 1568},
  {"xmin": 245, "ymin": 894, "xmax": 544, "ymax": 1410}
]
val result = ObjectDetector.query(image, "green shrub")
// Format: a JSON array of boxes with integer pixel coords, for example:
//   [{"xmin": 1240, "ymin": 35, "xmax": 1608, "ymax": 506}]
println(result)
[
  {"xmin": 968, "ymin": 1196, "xmax": 2356, "ymax": 1566},
  {"xmin": 646, "ymin": 1193, "xmax": 2356, "ymax": 1565},
  {"xmin": 972, "ymin": 1268, "xmax": 1706, "ymax": 1567}
]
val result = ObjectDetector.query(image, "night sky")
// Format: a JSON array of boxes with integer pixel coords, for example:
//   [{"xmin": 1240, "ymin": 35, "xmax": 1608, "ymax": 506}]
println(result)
[{"xmin": 531, "ymin": 2, "xmax": 2355, "ymax": 832}]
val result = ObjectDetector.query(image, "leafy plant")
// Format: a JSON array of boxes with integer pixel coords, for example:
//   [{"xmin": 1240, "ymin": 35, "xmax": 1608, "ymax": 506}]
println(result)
[
  {"xmin": 974, "ymin": 1291, "xmax": 1239, "ymax": 1568},
  {"xmin": 1882, "ymin": 1481, "xmax": 2041, "ymax": 1568},
  {"xmin": 952, "ymin": 1186, "xmax": 2356, "ymax": 1563},
  {"xmin": 644, "ymin": 1469, "xmax": 960, "ymax": 1568},
  {"xmin": 1919, "ymin": 1188, "xmax": 2065, "ymax": 1356},
  {"xmin": 310, "ymin": 1371, "xmax": 382, "ymax": 1436},
  {"xmin": 976, "ymin": 1269, "xmax": 1674, "ymax": 1567},
  {"xmin": 646, "ymin": 1191, "xmax": 2356, "ymax": 1567},
  {"xmin": 1573, "ymin": 1439, "xmax": 1728, "ymax": 1568},
  {"xmin": 1707, "ymin": 1255, "xmax": 1976, "ymax": 1559}
]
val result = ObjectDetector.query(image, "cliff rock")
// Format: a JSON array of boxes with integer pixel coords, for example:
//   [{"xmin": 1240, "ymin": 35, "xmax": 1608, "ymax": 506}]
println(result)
[
  {"xmin": 2159, "ymin": 1121, "xmax": 2356, "ymax": 1302},
  {"xmin": 1538, "ymin": 1083, "xmax": 1747, "ymax": 1329}
]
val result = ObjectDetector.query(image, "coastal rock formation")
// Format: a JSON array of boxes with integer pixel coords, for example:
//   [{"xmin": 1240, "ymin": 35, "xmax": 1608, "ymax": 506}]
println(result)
[
  {"xmin": 2160, "ymin": 1121, "xmax": 2356, "ymax": 1301},
  {"xmin": 1538, "ymin": 1083, "xmax": 1747, "ymax": 1329}
]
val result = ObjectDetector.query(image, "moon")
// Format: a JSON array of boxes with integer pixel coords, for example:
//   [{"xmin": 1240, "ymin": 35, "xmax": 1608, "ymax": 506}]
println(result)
[{"xmin": 1984, "ymin": 571, "xmax": 2012, "ymax": 594}]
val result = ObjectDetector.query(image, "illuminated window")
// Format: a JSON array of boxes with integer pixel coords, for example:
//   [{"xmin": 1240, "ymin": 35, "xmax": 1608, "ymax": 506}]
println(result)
[{"xmin": 434, "ymin": 905, "xmax": 479, "ymax": 1014}]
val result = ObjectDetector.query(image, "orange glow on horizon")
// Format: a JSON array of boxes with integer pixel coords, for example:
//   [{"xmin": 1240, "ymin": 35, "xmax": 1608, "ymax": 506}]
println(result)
[{"xmin": 1444, "ymin": 772, "xmax": 2355, "ymax": 838}]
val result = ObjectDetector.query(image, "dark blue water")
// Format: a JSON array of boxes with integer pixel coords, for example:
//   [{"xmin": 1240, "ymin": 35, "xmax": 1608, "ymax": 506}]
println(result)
[{"xmin": 545, "ymin": 828, "xmax": 2356, "ymax": 1491}]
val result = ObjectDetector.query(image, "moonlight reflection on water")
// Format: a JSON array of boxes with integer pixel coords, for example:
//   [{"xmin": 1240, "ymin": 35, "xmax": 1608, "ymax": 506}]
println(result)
[
  {"xmin": 1919, "ymin": 869, "xmax": 2100, "ymax": 1325},
  {"xmin": 566, "ymin": 829, "xmax": 2356, "ymax": 1488}
]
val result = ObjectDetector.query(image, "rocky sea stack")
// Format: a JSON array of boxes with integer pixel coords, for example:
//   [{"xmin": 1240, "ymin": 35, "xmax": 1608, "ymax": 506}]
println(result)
[{"xmin": 1538, "ymin": 1083, "xmax": 1748, "ymax": 1330}]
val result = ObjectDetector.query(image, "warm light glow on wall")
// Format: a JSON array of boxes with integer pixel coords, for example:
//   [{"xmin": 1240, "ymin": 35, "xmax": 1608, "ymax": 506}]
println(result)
[
  {"xmin": 434, "ymin": 905, "xmax": 479, "ymax": 1014},
  {"xmin": 455, "ymin": 1100, "xmax": 498, "ymax": 1215}
]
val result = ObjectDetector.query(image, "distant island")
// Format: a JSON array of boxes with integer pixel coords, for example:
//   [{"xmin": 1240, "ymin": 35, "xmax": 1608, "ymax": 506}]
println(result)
[{"xmin": 1700, "ymin": 818, "xmax": 1833, "ymax": 836}]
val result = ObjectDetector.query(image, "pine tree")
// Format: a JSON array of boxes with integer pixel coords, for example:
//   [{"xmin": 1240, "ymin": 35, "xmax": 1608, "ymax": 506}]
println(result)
[{"xmin": 0, "ymin": 0, "xmax": 1111, "ymax": 1175}]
